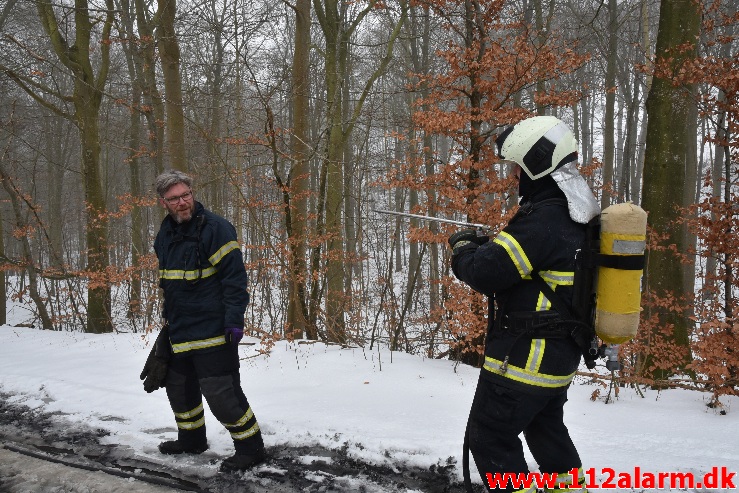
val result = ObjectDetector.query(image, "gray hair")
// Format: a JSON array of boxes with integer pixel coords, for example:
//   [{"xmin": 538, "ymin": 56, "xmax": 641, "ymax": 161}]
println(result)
[{"xmin": 155, "ymin": 170, "xmax": 193, "ymax": 197}]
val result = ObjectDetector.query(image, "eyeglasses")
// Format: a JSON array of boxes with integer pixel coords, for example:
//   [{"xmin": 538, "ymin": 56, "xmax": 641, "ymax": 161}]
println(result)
[{"xmin": 163, "ymin": 190, "xmax": 193, "ymax": 205}]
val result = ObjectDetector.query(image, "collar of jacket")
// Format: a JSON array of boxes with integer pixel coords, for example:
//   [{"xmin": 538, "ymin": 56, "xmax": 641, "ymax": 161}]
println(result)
[
  {"xmin": 513, "ymin": 193, "xmax": 568, "ymax": 224},
  {"xmin": 519, "ymin": 179, "xmax": 567, "ymax": 205}
]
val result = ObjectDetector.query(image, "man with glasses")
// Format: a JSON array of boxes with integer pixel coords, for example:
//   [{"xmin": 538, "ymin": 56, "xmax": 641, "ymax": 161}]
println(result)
[{"xmin": 145, "ymin": 169, "xmax": 265, "ymax": 472}]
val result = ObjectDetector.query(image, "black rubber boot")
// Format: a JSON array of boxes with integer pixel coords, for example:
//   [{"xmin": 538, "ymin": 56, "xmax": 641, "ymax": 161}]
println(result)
[
  {"xmin": 220, "ymin": 447, "xmax": 266, "ymax": 472},
  {"xmin": 158, "ymin": 440, "xmax": 209, "ymax": 455}
]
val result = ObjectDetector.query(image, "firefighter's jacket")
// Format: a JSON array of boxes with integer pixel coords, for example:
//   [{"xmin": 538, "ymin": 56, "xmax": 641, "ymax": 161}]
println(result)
[
  {"xmin": 452, "ymin": 188, "xmax": 585, "ymax": 395},
  {"xmin": 154, "ymin": 202, "xmax": 249, "ymax": 356}
]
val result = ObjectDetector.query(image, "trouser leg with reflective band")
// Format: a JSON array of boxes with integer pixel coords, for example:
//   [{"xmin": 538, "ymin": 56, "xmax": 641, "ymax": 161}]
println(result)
[
  {"xmin": 523, "ymin": 393, "xmax": 585, "ymax": 492},
  {"xmin": 467, "ymin": 376, "xmax": 583, "ymax": 493},
  {"xmin": 200, "ymin": 371, "xmax": 263, "ymax": 454},
  {"xmin": 165, "ymin": 357, "xmax": 208, "ymax": 449},
  {"xmin": 166, "ymin": 346, "xmax": 264, "ymax": 454}
]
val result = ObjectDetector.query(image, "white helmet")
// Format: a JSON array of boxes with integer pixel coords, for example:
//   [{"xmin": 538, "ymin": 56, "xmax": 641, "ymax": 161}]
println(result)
[
  {"xmin": 496, "ymin": 115, "xmax": 599, "ymax": 224},
  {"xmin": 496, "ymin": 116, "xmax": 578, "ymax": 180}
]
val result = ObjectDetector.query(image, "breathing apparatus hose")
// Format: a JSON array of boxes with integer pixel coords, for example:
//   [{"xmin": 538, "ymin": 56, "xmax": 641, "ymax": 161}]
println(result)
[{"xmin": 463, "ymin": 423, "xmax": 475, "ymax": 493}]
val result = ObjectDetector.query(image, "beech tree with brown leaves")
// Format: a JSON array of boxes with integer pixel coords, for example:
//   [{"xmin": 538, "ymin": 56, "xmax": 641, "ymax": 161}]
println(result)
[
  {"xmin": 679, "ymin": 4, "xmax": 739, "ymax": 401},
  {"xmin": 386, "ymin": 0, "xmax": 589, "ymax": 364}
]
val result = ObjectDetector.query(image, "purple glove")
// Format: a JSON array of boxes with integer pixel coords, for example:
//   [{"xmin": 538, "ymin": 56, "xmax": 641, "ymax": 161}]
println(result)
[{"xmin": 225, "ymin": 327, "xmax": 244, "ymax": 345}]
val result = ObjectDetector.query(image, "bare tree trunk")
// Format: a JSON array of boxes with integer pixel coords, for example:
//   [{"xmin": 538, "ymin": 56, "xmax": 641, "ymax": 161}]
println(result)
[
  {"xmin": 0, "ymin": 151, "xmax": 53, "ymax": 330},
  {"xmin": 314, "ymin": 0, "xmax": 407, "ymax": 343},
  {"xmin": 705, "ymin": 93, "xmax": 728, "ymax": 300},
  {"xmin": 721, "ymin": 126, "xmax": 732, "ymax": 319},
  {"xmin": 317, "ymin": 0, "xmax": 349, "ymax": 343},
  {"xmin": 157, "ymin": 0, "xmax": 187, "ymax": 172},
  {"xmin": 410, "ymin": 4, "xmax": 440, "ymax": 317},
  {"xmin": 640, "ymin": 0, "xmax": 700, "ymax": 379},
  {"xmin": 308, "ymin": 153, "xmax": 328, "ymax": 337},
  {"xmin": 619, "ymin": 73, "xmax": 640, "ymax": 202},
  {"xmin": 44, "ymin": 115, "xmax": 68, "ymax": 268},
  {"xmin": 119, "ymin": 0, "xmax": 146, "ymax": 318},
  {"xmin": 323, "ymin": 103, "xmax": 348, "ymax": 343},
  {"xmin": 682, "ymin": 86, "xmax": 699, "ymax": 298},
  {"xmin": 342, "ymin": 63, "xmax": 358, "ymax": 301},
  {"xmin": 232, "ymin": 2, "xmax": 244, "ymax": 253},
  {"xmin": 393, "ymin": 141, "xmax": 404, "ymax": 273},
  {"xmin": 532, "ymin": 0, "xmax": 554, "ymax": 116},
  {"xmin": 400, "ymin": 145, "xmax": 420, "ymax": 350},
  {"xmin": 634, "ymin": 0, "xmax": 654, "ymax": 204},
  {"xmin": 78, "ymin": 87, "xmax": 113, "ymax": 334},
  {"xmin": 134, "ymin": 0, "xmax": 165, "ymax": 174},
  {"xmin": 204, "ymin": 0, "xmax": 226, "ymax": 215},
  {"xmin": 0, "ymin": 134, "xmax": 9, "ymax": 326},
  {"xmin": 579, "ymin": 97, "xmax": 592, "ymax": 166},
  {"xmin": 601, "ymin": 0, "xmax": 618, "ymax": 209},
  {"xmin": 287, "ymin": 0, "xmax": 312, "ymax": 339}
]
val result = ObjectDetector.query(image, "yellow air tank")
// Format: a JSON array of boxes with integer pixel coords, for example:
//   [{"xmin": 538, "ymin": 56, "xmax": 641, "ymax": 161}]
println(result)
[{"xmin": 595, "ymin": 203, "xmax": 648, "ymax": 344}]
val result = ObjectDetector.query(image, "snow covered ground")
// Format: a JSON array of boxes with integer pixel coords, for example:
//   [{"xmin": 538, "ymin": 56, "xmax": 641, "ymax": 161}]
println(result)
[{"xmin": 0, "ymin": 316, "xmax": 738, "ymax": 491}]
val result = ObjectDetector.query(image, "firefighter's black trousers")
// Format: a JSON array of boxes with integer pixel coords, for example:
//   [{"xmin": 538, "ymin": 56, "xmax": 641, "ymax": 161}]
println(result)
[
  {"xmin": 468, "ymin": 376, "xmax": 582, "ymax": 492},
  {"xmin": 165, "ymin": 345, "xmax": 263, "ymax": 455}
]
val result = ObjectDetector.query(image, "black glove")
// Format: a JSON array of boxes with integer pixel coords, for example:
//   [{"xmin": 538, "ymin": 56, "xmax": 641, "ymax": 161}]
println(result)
[
  {"xmin": 140, "ymin": 325, "xmax": 171, "ymax": 393},
  {"xmin": 448, "ymin": 228, "xmax": 489, "ymax": 254}
]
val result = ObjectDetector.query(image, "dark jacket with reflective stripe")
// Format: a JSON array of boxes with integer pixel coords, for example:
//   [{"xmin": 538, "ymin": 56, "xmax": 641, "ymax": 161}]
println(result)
[
  {"xmin": 452, "ymin": 187, "xmax": 585, "ymax": 395},
  {"xmin": 154, "ymin": 202, "xmax": 249, "ymax": 356}
]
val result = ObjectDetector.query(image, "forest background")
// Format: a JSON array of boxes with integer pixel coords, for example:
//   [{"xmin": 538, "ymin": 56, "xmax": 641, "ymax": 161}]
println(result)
[{"xmin": 0, "ymin": 0, "xmax": 736, "ymax": 404}]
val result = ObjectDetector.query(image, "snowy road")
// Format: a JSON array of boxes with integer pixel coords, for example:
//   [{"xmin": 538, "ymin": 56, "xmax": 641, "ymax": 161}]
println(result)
[
  {"xmin": 0, "ymin": 394, "xmax": 465, "ymax": 493},
  {"xmin": 0, "ymin": 394, "xmax": 206, "ymax": 492},
  {"xmin": 0, "ymin": 445, "xmax": 176, "ymax": 493}
]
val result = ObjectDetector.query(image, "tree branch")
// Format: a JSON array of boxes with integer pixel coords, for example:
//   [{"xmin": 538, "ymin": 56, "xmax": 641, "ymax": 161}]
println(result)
[
  {"xmin": 36, "ymin": 0, "xmax": 81, "ymax": 74},
  {"xmin": 1, "ymin": 67, "xmax": 75, "ymax": 121}
]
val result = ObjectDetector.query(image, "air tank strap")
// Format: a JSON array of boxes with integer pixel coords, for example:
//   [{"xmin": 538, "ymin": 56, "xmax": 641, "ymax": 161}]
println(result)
[
  {"xmin": 597, "ymin": 253, "xmax": 645, "ymax": 270},
  {"xmin": 530, "ymin": 272, "xmax": 598, "ymax": 368}
]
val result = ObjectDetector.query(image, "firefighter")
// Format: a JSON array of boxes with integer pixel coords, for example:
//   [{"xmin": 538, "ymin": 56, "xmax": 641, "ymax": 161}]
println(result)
[
  {"xmin": 142, "ymin": 169, "xmax": 265, "ymax": 472},
  {"xmin": 448, "ymin": 116, "xmax": 599, "ymax": 492}
]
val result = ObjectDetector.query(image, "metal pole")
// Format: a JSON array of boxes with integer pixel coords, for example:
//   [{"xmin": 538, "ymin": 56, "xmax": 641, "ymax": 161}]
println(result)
[{"xmin": 373, "ymin": 209, "xmax": 495, "ymax": 235}]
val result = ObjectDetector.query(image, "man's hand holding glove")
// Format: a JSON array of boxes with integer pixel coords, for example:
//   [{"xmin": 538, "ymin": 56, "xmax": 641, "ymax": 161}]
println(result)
[
  {"xmin": 225, "ymin": 327, "xmax": 244, "ymax": 345},
  {"xmin": 140, "ymin": 324, "xmax": 171, "ymax": 393},
  {"xmin": 448, "ymin": 228, "xmax": 489, "ymax": 255}
]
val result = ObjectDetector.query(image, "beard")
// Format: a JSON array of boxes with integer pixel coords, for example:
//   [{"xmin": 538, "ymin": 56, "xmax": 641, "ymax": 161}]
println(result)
[{"xmin": 167, "ymin": 202, "xmax": 195, "ymax": 224}]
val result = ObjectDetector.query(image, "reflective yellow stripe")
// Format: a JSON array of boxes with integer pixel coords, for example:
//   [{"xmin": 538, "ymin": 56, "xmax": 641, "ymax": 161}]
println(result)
[
  {"xmin": 546, "ymin": 467, "xmax": 586, "ymax": 492},
  {"xmin": 493, "ymin": 232, "xmax": 533, "ymax": 278},
  {"xmin": 172, "ymin": 335, "xmax": 227, "ymax": 354},
  {"xmin": 209, "ymin": 241, "xmax": 240, "ymax": 266},
  {"xmin": 231, "ymin": 422, "xmax": 260, "ymax": 440},
  {"xmin": 536, "ymin": 291, "xmax": 551, "ymax": 311},
  {"xmin": 539, "ymin": 271, "xmax": 574, "ymax": 285},
  {"xmin": 177, "ymin": 416, "xmax": 205, "ymax": 430},
  {"xmin": 526, "ymin": 339, "xmax": 545, "ymax": 373},
  {"xmin": 159, "ymin": 266, "xmax": 218, "ymax": 280},
  {"xmin": 530, "ymin": 271, "xmax": 574, "ymax": 311},
  {"xmin": 175, "ymin": 403, "xmax": 204, "ymax": 420},
  {"xmin": 483, "ymin": 356, "xmax": 575, "ymax": 388},
  {"xmin": 224, "ymin": 408, "xmax": 254, "ymax": 429},
  {"xmin": 555, "ymin": 466, "xmax": 584, "ymax": 484}
]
